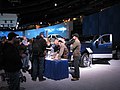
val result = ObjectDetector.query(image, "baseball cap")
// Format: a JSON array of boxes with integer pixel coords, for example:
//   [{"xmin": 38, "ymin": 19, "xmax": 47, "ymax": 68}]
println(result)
[
  {"xmin": 72, "ymin": 33, "xmax": 79, "ymax": 38},
  {"xmin": 8, "ymin": 32, "xmax": 18, "ymax": 40}
]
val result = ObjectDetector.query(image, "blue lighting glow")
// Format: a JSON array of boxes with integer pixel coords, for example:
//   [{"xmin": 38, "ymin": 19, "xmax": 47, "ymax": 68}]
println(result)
[
  {"xmin": 25, "ymin": 22, "xmax": 69, "ymax": 39},
  {"xmin": 0, "ymin": 31, "xmax": 23, "ymax": 38}
]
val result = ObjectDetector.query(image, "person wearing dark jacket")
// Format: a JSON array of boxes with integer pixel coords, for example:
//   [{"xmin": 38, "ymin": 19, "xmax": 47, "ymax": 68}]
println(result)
[
  {"xmin": 2, "ymin": 32, "xmax": 23, "ymax": 90},
  {"xmin": 31, "ymin": 32, "xmax": 47, "ymax": 81}
]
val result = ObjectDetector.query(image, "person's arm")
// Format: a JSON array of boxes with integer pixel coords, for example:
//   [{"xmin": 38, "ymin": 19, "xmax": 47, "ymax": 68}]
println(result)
[{"xmin": 72, "ymin": 41, "xmax": 77, "ymax": 52}]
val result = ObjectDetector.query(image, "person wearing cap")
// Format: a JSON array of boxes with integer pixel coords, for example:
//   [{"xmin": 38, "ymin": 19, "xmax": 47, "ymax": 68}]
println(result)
[
  {"xmin": 71, "ymin": 33, "xmax": 81, "ymax": 81},
  {"xmin": 2, "ymin": 32, "xmax": 23, "ymax": 90}
]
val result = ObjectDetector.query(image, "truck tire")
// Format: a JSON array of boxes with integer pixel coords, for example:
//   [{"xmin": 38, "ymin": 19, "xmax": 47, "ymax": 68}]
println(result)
[{"xmin": 80, "ymin": 53, "xmax": 91, "ymax": 67}]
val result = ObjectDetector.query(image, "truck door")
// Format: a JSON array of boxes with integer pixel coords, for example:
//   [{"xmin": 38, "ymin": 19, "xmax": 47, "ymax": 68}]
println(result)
[{"xmin": 92, "ymin": 34, "xmax": 112, "ymax": 58}]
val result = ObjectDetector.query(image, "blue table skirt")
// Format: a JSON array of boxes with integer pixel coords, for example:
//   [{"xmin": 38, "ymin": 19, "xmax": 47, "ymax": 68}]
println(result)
[{"xmin": 44, "ymin": 59, "xmax": 69, "ymax": 80}]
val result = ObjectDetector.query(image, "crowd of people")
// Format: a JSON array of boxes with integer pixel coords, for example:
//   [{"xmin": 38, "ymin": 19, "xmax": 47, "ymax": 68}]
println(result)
[{"xmin": 0, "ymin": 32, "xmax": 81, "ymax": 90}]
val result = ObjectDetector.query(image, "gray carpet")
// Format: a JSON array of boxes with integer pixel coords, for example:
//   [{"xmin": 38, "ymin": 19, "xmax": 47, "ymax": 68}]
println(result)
[
  {"xmin": 0, "ymin": 86, "xmax": 25, "ymax": 90},
  {"xmin": 1, "ymin": 59, "xmax": 120, "ymax": 90}
]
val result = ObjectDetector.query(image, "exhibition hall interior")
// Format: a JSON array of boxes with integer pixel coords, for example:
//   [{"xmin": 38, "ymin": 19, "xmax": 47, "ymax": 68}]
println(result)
[{"xmin": 0, "ymin": 0, "xmax": 120, "ymax": 90}]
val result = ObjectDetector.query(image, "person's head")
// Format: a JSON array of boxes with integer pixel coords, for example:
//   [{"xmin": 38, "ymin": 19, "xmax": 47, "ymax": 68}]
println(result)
[
  {"xmin": 72, "ymin": 33, "xmax": 79, "ymax": 40},
  {"xmin": 58, "ymin": 39, "xmax": 65, "ymax": 45},
  {"xmin": 58, "ymin": 40, "xmax": 63, "ymax": 45},
  {"xmin": 39, "ymin": 32, "xmax": 44, "ymax": 38},
  {"xmin": 59, "ymin": 38, "xmax": 65, "ymax": 44},
  {"xmin": 7, "ymin": 32, "xmax": 18, "ymax": 41},
  {"xmin": 1, "ymin": 36, "xmax": 7, "ymax": 43},
  {"xmin": 54, "ymin": 39, "xmax": 59, "ymax": 45},
  {"xmin": 23, "ymin": 36, "xmax": 27, "ymax": 40},
  {"xmin": 36, "ymin": 35, "xmax": 40, "ymax": 39}
]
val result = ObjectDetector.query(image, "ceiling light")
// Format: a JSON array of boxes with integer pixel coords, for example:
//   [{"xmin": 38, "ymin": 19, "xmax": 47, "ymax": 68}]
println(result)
[
  {"xmin": 100, "ymin": 9, "xmax": 103, "ymax": 11},
  {"xmin": 45, "ymin": 14, "xmax": 47, "ymax": 18},
  {"xmin": 68, "ymin": 6, "xmax": 72, "ymax": 8},
  {"xmin": 40, "ymin": 22, "xmax": 42, "ymax": 24},
  {"xmin": 54, "ymin": 3, "xmax": 57, "ymax": 6},
  {"xmin": 73, "ymin": 18, "xmax": 77, "ymax": 20}
]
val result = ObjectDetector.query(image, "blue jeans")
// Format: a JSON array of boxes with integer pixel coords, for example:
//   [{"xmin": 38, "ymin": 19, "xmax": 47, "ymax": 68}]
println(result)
[
  {"xmin": 32, "ymin": 56, "xmax": 45, "ymax": 80},
  {"xmin": 5, "ymin": 71, "xmax": 20, "ymax": 90},
  {"xmin": 22, "ymin": 55, "xmax": 29, "ymax": 69}
]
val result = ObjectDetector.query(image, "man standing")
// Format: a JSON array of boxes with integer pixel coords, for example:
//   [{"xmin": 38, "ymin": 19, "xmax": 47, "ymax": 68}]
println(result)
[
  {"xmin": 71, "ymin": 33, "xmax": 81, "ymax": 81},
  {"xmin": 21, "ymin": 36, "xmax": 29, "ymax": 72},
  {"xmin": 2, "ymin": 32, "xmax": 23, "ymax": 90},
  {"xmin": 32, "ymin": 32, "xmax": 47, "ymax": 81}
]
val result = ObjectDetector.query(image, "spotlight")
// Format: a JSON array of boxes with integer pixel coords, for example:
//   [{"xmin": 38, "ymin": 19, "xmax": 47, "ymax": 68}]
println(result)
[{"xmin": 54, "ymin": 3, "xmax": 57, "ymax": 6}]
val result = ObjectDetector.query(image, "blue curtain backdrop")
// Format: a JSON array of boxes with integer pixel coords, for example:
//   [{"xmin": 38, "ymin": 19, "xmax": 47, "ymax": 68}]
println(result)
[
  {"xmin": 83, "ymin": 3, "xmax": 120, "ymax": 36},
  {"xmin": 82, "ymin": 3, "xmax": 120, "ymax": 45}
]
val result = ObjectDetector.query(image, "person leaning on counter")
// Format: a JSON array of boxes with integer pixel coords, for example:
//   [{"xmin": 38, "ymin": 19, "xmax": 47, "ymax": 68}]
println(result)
[{"xmin": 57, "ymin": 39, "xmax": 68, "ymax": 60}]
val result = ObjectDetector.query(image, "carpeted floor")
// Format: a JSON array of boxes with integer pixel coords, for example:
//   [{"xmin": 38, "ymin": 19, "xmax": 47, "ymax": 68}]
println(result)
[{"xmin": 1, "ymin": 59, "xmax": 120, "ymax": 90}]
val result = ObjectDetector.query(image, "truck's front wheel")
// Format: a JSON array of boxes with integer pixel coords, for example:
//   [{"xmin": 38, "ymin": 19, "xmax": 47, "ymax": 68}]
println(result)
[{"xmin": 80, "ymin": 53, "xmax": 91, "ymax": 67}]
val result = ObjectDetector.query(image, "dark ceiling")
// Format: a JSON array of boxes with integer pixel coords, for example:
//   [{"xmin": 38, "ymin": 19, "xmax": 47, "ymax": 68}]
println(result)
[{"xmin": 0, "ymin": 0, "xmax": 120, "ymax": 29}]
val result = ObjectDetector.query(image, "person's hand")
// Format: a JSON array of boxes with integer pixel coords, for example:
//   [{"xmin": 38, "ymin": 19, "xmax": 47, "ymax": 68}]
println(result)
[{"xmin": 57, "ymin": 55, "xmax": 61, "ymax": 60}]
